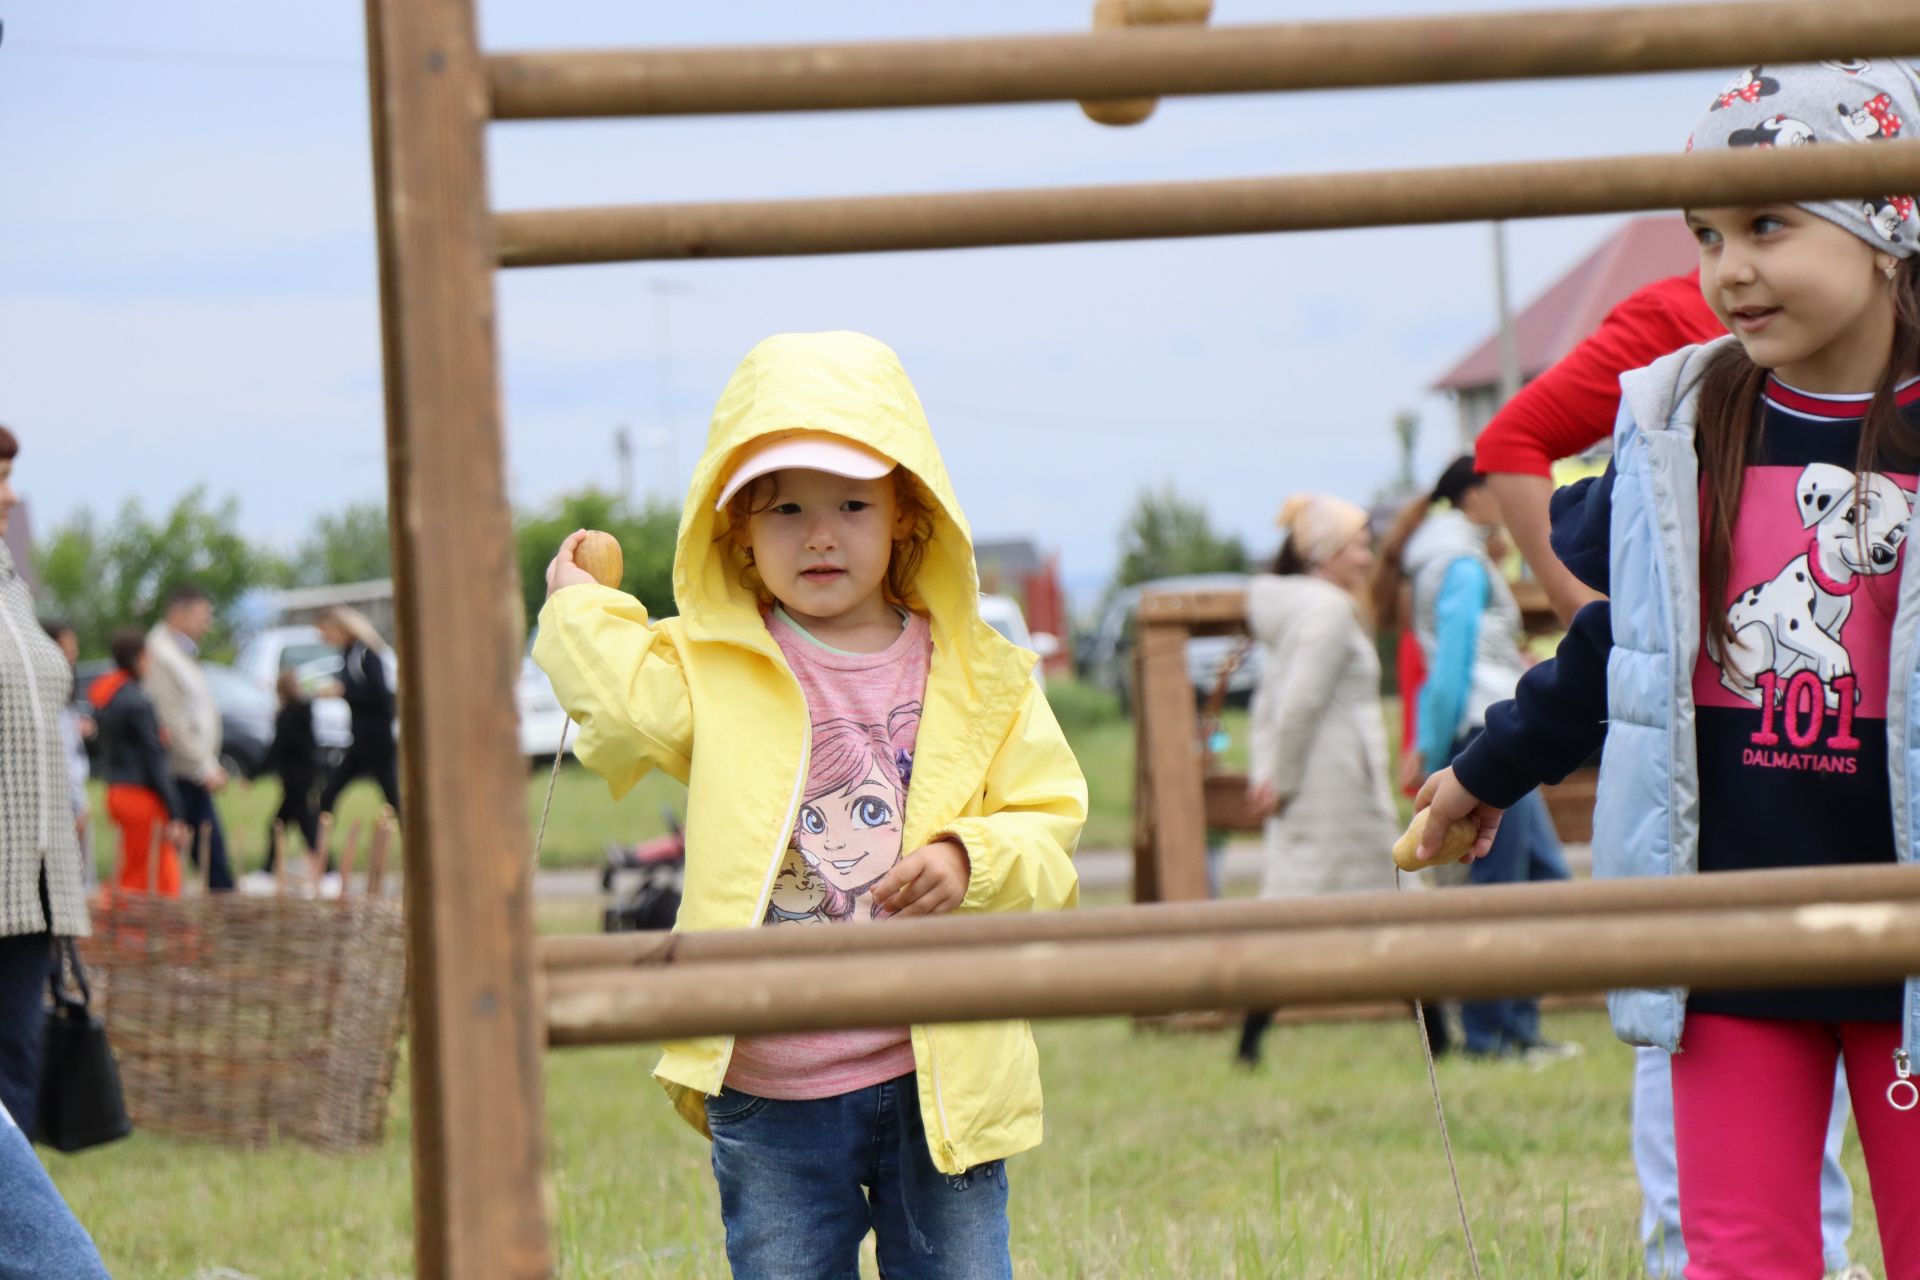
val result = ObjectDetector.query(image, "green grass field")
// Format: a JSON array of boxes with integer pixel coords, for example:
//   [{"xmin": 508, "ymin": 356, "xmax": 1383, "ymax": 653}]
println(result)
[
  {"xmin": 57, "ymin": 682, "xmax": 1893, "ymax": 1277},
  {"xmin": 43, "ymin": 993, "xmax": 1890, "ymax": 1278}
]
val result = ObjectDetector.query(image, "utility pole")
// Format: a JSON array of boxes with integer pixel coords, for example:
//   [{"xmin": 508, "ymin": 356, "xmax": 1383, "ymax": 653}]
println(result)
[
  {"xmin": 613, "ymin": 425, "xmax": 633, "ymax": 506},
  {"xmin": 1490, "ymin": 221, "xmax": 1523, "ymax": 412}
]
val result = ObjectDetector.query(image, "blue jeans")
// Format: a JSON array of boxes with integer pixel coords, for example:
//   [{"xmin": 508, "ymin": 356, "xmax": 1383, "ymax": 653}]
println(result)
[
  {"xmin": 1631, "ymin": 1044, "xmax": 1853, "ymax": 1277},
  {"xmin": 0, "ymin": 1107, "xmax": 110, "ymax": 1280},
  {"xmin": 705, "ymin": 1072, "xmax": 1011, "ymax": 1280},
  {"xmin": 1449, "ymin": 736, "xmax": 1570, "ymax": 1052},
  {"xmin": 174, "ymin": 778, "xmax": 234, "ymax": 891}
]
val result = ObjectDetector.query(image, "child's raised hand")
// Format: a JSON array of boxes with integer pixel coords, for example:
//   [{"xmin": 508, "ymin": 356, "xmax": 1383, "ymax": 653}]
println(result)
[
  {"xmin": 870, "ymin": 839, "xmax": 970, "ymax": 919},
  {"xmin": 545, "ymin": 530, "xmax": 600, "ymax": 599},
  {"xmin": 1411, "ymin": 766, "xmax": 1504, "ymax": 863}
]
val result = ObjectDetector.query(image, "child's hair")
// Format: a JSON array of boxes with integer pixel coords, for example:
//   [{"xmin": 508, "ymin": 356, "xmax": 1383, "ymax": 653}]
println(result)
[
  {"xmin": 275, "ymin": 669, "xmax": 306, "ymax": 706},
  {"xmin": 1699, "ymin": 259, "xmax": 1920, "ymax": 652},
  {"xmin": 316, "ymin": 605, "xmax": 388, "ymax": 654},
  {"xmin": 109, "ymin": 629, "xmax": 146, "ymax": 675},
  {"xmin": 1368, "ymin": 456, "xmax": 1487, "ymax": 631},
  {"xmin": 718, "ymin": 467, "xmax": 936, "ymax": 609}
]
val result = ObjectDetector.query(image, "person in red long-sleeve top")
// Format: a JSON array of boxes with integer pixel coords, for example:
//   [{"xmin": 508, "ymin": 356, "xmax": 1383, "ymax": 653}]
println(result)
[{"xmin": 1474, "ymin": 270, "xmax": 1721, "ymax": 624}]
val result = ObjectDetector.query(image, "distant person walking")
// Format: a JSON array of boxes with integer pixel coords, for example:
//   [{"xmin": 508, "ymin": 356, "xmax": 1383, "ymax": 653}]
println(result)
[
  {"xmin": 91, "ymin": 631, "xmax": 188, "ymax": 897},
  {"xmin": 263, "ymin": 669, "xmax": 320, "ymax": 867},
  {"xmin": 145, "ymin": 583, "xmax": 233, "ymax": 890},
  {"xmin": 315, "ymin": 607, "xmax": 400, "ymax": 821},
  {"xmin": 1236, "ymin": 493, "xmax": 1401, "ymax": 1066}
]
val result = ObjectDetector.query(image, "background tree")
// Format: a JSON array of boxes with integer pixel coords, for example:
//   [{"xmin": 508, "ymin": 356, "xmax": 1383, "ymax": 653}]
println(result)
[
  {"xmin": 515, "ymin": 490, "xmax": 679, "ymax": 633},
  {"xmin": 1114, "ymin": 485, "xmax": 1247, "ymax": 589},
  {"xmin": 35, "ymin": 487, "xmax": 288, "ymax": 658},
  {"xmin": 291, "ymin": 502, "xmax": 392, "ymax": 587}
]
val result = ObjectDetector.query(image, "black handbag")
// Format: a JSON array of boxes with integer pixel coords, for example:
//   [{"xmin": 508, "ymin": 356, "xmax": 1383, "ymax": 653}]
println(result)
[{"xmin": 35, "ymin": 938, "xmax": 131, "ymax": 1153}]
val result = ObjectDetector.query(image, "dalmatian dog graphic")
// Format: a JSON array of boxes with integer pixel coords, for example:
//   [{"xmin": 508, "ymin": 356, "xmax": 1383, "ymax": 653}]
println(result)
[{"xmin": 1711, "ymin": 463, "xmax": 1914, "ymax": 708}]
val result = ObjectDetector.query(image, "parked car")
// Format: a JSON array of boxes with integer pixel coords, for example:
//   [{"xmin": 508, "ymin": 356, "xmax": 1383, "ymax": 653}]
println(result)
[
  {"xmin": 199, "ymin": 661, "xmax": 277, "ymax": 780},
  {"xmin": 1081, "ymin": 573, "xmax": 1263, "ymax": 711},
  {"xmin": 518, "ymin": 644, "xmax": 573, "ymax": 760},
  {"xmin": 233, "ymin": 626, "xmax": 359, "ymax": 753}
]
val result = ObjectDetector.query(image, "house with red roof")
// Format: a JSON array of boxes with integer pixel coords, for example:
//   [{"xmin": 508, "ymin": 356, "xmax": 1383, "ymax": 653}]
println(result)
[{"xmin": 1432, "ymin": 216, "xmax": 1700, "ymax": 443}]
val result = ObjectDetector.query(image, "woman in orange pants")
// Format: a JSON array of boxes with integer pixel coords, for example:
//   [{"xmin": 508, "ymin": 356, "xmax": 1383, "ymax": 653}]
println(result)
[{"xmin": 90, "ymin": 631, "xmax": 186, "ymax": 897}]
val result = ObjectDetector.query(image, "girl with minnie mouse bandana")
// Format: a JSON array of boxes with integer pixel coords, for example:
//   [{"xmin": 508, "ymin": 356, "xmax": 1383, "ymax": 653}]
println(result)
[{"xmin": 1419, "ymin": 58, "xmax": 1920, "ymax": 1280}]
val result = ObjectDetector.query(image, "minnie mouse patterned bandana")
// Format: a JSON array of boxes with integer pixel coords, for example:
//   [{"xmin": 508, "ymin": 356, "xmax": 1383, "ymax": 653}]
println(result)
[{"xmin": 1688, "ymin": 59, "xmax": 1920, "ymax": 257}]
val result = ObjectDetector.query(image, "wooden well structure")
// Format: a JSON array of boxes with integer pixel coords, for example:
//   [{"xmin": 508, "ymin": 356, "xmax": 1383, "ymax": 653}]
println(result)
[{"xmin": 358, "ymin": 3, "xmax": 1920, "ymax": 1272}]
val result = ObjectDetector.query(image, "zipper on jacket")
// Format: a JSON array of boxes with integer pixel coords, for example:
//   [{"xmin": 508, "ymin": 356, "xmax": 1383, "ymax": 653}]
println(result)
[
  {"xmin": 922, "ymin": 1026, "xmax": 960, "ymax": 1169},
  {"xmin": 0, "ymin": 598, "xmax": 53, "ymax": 851},
  {"xmin": 1893, "ymin": 1048, "xmax": 1918, "ymax": 1113},
  {"xmin": 714, "ymin": 713, "xmax": 813, "ymax": 1085}
]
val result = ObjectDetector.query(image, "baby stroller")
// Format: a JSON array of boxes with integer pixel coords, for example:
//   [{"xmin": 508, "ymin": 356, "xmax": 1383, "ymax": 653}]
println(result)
[{"xmin": 601, "ymin": 808, "xmax": 686, "ymax": 933}]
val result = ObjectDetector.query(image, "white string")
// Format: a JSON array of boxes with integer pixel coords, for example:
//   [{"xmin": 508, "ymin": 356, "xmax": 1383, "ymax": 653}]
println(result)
[
  {"xmin": 530, "ymin": 719, "xmax": 570, "ymax": 873},
  {"xmin": 1398, "ymin": 866, "xmax": 1484, "ymax": 1280}
]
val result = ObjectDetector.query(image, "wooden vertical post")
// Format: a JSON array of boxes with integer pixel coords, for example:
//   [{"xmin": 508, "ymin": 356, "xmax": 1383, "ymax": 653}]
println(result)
[
  {"xmin": 1134, "ymin": 619, "xmax": 1212, "ymax": 902},
  {"xmin": 363, "ymin": 0, "xmax": 552, "ymax": 1275}
]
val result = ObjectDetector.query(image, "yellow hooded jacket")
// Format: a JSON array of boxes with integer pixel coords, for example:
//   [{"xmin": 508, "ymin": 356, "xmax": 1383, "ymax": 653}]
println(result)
[{"xmin": 533, "ymin": 332, "xmax": 1086, "ymax": 1174}]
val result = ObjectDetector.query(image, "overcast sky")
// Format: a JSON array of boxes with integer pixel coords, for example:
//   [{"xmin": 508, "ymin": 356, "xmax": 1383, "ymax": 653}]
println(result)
[{"xmin": 1, "ymin": 0, "xmax": 1727, "ymax": 599}]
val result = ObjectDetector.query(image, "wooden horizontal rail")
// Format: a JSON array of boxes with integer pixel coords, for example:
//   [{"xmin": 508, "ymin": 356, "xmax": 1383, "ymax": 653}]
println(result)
[
  {"xmin": 496, "ymin": 141, "xmax": 1920, "ymax": 266},
  {"xmin": 487, "ymin": 2, "xmax": 1920, "ymax": 120},
  {"xmin": 541, "ymin": 863, "xmax": 1920, "ymax": 971},
  {"xmin": 545, "ymin": 899, "xmax": 1920, "ymax": 1044},
  {"xmin": 1137, "ymin": 588, "xmax": 1248, "ymax": 630}
]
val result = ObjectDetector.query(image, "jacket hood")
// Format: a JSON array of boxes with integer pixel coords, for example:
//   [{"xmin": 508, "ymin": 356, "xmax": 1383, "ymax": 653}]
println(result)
[
  {"xmin": 674, "ymin": 331, "xmax": 993, "ymax": 659},
  {"xmin": 1401, "ymin": 508, "xmax": 1490, "ymax": 579}
]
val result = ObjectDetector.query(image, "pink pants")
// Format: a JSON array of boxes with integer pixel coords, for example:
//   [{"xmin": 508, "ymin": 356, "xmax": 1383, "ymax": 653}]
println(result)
[{"xmin": 1672, "ymin": 1013, "xmax": 1920, "ymax": 1280}]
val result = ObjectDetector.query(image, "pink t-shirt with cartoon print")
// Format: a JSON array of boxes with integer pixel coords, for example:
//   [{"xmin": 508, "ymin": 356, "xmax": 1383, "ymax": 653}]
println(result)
[{"xmin": 723, "ymin": 607, "xmax": 930, "ymax": 1100}]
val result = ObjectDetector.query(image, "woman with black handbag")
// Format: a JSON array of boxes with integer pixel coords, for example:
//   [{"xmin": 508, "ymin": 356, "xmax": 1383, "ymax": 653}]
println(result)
[{"xmin": 0, "ymin": 427, "xmax": 91, "ymax": 1131}]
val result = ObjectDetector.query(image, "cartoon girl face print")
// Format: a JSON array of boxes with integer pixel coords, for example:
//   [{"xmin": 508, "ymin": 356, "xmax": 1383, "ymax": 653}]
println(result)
[
  {"xmin": 796, "ymin": 758, "xmax": 904, "ymax": 895},
  {"xmin": 787, "ymin": 703, "xmax": 920, "ymax": 921},
  {"xmin": 765, "ymin": 853, "xmax": 829, "ymax": 925}
]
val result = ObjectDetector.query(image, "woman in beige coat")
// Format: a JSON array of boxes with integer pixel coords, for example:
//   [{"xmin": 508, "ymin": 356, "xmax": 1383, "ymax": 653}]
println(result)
[{"xmin": 1238, "ymin": 494, "xmax": 1400, "ymax": 1064}]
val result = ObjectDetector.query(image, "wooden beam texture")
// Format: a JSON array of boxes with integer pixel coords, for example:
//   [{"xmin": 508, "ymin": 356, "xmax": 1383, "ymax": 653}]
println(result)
[
  {"xmin": 496, "ymin": 142, "xmax": 1920, "ymax": 266},
  {"xmin": 487, "ymin": 2, "xmax": 1920, "ymax": 120},
  {"xmin": 363, "ymin": 0, "xmax": 552, "ymax": 1274},
  {"xmin": 541, "ymin": 863, "xmax": 1920, "ymax": 971},
  {"xmin": 547, "ymin": 901, "xmax": 1920, "ymax": 1045}
]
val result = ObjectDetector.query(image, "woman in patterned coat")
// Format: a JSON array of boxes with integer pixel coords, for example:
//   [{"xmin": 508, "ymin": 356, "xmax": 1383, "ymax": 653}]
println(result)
[{"xmin": 0, "ymin": 426, "xmax": 91, "ymax": 1129}]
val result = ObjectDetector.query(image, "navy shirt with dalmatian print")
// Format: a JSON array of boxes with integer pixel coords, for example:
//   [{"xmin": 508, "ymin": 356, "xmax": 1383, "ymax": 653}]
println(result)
[{"xmin": 1687, "ymin": 377, "xmax": 1920, "ymax": 1022}]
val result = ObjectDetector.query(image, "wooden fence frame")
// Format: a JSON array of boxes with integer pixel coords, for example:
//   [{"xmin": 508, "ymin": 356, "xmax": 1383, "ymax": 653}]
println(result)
[{"xmin": 359, "ymin": 3, "xmax": 1920, "ymax": 1274}]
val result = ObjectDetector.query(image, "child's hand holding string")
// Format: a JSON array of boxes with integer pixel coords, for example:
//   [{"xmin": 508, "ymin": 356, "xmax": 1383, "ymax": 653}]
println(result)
[
  {"xmin": 870, "ymin": 839, "xmax": 970, "ymax": 919},
  {"xmin": 545, "ymin": 530, "xmax": 600, "ymax": 599},
  {"xmin": 1411, "ymin": 766, "xmax": 1504, "ymax": 864}
]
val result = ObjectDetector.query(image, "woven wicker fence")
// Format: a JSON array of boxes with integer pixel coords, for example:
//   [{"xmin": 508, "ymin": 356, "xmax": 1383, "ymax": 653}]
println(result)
[{"xmin": 80, "ymin": 887, "xmax": 407, "ymax": 1152}]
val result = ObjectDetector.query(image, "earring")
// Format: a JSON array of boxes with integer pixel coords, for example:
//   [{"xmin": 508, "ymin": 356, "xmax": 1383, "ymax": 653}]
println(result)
[{"xmin": 1885, "ymin": 260, "xmax": 1900, "ymax": 280}]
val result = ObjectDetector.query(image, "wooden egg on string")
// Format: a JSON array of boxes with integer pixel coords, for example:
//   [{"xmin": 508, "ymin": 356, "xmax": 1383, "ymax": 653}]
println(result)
[
  {"xmin": 1079, "ymin": 0, "xmax": 1215, "ymax": 127},
  {"xmin": 573, "ymin": 530, "xmax": 625, "ymax": 589}
]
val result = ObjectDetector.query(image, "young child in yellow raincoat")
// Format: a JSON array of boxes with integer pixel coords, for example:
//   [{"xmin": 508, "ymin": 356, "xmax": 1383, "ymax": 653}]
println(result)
[{"xmin": 536, "ymin": 331, "xmax": 1086, "ymax": 1277}]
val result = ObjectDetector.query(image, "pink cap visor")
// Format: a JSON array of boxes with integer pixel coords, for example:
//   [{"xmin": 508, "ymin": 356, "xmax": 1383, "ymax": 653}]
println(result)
[{"xmin": 714, "ymin": 433, "xmax": 897, "ymax": 511}]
